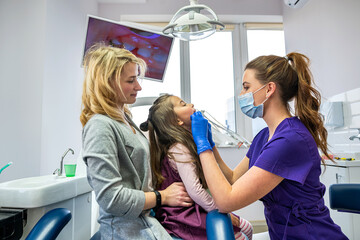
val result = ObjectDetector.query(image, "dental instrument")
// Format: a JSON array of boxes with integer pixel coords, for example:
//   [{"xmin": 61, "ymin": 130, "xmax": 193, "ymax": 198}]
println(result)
[
  {"xmin": 0, "ymin": 162, "xmax": 13, "ymax": 174},
  {"xmin": 334, "ymin": 157, "xmax": 355, "ymax": 161},
  {"xmin": 200, "ymin": 110, "xmax": 251, "ymax": 148}
]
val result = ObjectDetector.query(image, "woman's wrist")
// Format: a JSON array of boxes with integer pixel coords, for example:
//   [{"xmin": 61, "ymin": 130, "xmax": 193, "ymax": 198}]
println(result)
[
  {"xmin": 158, "ymin": 190, "xmax": 165, "ymax": 205},
  {"xmin": 154, "ymin": 190, "xmax": 162, "ymax": 210}
]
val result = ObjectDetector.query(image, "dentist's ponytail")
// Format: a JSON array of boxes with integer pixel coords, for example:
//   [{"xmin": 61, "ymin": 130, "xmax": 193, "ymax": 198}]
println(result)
[
  {"xmin": 245, "ymin": 52, "xmax": 331, "ymax": 164},
  {"xmin": 287, "ymin": 53, "xmax": 330, "ymax": 163}
]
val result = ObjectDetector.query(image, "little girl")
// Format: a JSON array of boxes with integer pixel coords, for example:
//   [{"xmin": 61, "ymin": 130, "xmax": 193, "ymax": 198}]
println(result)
[{"xmin": 140, "ymin": 94, "xmax": 253, "ymax": 240}]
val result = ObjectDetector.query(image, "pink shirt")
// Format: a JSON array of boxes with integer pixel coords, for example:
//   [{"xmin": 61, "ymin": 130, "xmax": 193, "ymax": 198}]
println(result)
[{"xmin": 168, "ymin": 143, "xmax": 217, "ymax": 212}]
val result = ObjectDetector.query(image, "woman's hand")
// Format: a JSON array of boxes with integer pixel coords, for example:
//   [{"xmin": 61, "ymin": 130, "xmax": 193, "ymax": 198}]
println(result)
[
  {"xmin": 191, "ymin": 112, "xmax": 212, "ymax": 154},
  {"xmin": 160, "ymin": 182, "xmax": 193, "ymax": 207}
]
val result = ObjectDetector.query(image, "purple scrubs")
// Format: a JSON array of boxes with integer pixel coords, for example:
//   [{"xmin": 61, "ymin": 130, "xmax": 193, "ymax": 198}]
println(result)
[{"xmin": 247, "ymin": 117, "xmax": 348, "ymax": 240}]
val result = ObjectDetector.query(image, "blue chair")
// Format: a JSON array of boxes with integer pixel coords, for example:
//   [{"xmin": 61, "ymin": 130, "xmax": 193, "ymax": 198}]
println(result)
[
  {"xmin": 206, "ymin": 209, "xmax": 235, "ymax": 240},
  {"xmin": 329, "ymin": 184, "xmax": 360, "ymax": 214},
  {"xmin": 25, "ymin": 208, "xmax": 72, "ymax": 240}
]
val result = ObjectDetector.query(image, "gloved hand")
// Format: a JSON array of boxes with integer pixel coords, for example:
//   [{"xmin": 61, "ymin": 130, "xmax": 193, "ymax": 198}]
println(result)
[
  {"xmin": 208, "ymin": 123, "xmax": 215, "ymax": 149},
  {"xmin": 191, "ymin": 112, "xmax": 212, "ymax": 154}
]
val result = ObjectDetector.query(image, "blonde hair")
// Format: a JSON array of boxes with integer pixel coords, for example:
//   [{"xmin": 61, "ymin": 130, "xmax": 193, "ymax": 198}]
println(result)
[{"xmin": 80, "ymin": 43, "xmax": 146, "ymax": 126}]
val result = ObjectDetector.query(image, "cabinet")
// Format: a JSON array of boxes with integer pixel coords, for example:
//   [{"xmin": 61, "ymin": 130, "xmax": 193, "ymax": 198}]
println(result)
[
  {"xmin": 0, "ymin": 175, "xmax": 92, "ymax": 240},
  {"xmin": 320, "ymin": 160, "xmax": 360, "ymax": 240}
]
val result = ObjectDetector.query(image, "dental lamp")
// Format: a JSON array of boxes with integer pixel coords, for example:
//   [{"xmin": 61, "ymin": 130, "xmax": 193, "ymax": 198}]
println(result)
[{"xmin": 162, "ymin": 0, "xmax": 225, "ymax": 41}]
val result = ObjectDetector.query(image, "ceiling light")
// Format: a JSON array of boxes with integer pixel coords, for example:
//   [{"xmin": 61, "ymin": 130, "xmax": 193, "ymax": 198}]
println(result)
[{"xmin": 163, "ymin": 0, "xmax": 225, "ymax": 41}]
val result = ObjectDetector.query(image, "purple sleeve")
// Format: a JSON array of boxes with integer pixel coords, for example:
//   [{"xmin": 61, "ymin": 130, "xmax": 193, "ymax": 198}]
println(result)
[
  {"xmin": 246, "ymin": 128, "xmax": 268, "ymax": 160},
  {"xmin": 246, "ymin": 144, "xmax": 254, "ymax": 159},
  {"xmin": 253, "ymin": 135, "xmax": 313, "ymax": 185},
  {"xmin": 246, "ymin": 142, "xmax": 254, "ymax": 160}
]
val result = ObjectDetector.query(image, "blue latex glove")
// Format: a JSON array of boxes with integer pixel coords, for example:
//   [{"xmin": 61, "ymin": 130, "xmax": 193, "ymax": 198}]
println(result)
[
  {"xmin": 208, "ymin": 123, "xmax": 215, "ymax": 149},
  {"xmin": 191, "ymin": 111, "xmax": 212, "ymax": 154}
]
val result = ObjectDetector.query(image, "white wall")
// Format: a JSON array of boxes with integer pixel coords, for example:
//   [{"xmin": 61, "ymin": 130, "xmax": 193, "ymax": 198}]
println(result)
[
  {"xmin": 327, "ymin": 87, "xmax": 360, "ymax": 153},
  {"xmin": 0, "ymin": 0, "xmax": 97, "ymax": 182},
  {"xmin": 40, "ymin": 0, "xmax": 97, "ymax": 175},
  {"xmin": 283, "ymin": 0, "xmax": 360, "ymax": 98},
  {"xmin": 0, "ymin": 0, "xmax": 46, "ymax": 181}
]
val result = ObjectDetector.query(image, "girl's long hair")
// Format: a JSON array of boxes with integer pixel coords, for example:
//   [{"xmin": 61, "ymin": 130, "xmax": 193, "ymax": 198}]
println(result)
[
  {"xmin": 245, "ymin": 52, "xmax": 331, "ymax": 164},
  {"xmin": 140, "ymin": 94, "xmax": 208, "ymax": 189},
  {"xmin": 80, "ymin": 43, "xmax": 146, "ymax": 126}
]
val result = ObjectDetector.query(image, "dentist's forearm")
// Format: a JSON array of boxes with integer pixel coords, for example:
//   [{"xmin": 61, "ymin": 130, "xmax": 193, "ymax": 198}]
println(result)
[
  {"xmin": 212, "ymin": 147, "xmax": 235, "ymax": 183},
  {"xmin": 199, "ymin": 150, "xmax": 233, "ymax": 212}
]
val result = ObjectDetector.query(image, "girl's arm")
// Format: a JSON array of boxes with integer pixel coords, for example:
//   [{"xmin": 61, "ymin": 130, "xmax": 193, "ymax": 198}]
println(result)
[
  {"xmin": 199, "ymin": 150, "xmax": 283, "ymax": 213},
  {"xmin": 213, "ymin": 147, "xmax": 249, "ymax": 184},
  {"xmin": 170, "ymin": 144, "xmax": 217, "ymax": 212}
]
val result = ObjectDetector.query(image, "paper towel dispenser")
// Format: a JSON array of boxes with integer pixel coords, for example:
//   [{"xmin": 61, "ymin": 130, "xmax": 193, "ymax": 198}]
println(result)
[{"xmin": 320, "ymin": 101, "xmax": 344, "ymax": 128}]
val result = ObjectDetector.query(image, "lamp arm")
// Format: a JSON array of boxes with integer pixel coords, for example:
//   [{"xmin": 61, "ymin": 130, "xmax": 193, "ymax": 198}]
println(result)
[
  {"xmin": 162, "ymin": 23, "xmax": 177, "ymax": 34},
  {"xmin": 189, "ymin": 0, "xmax": 199, "ymax": 5},
  {"xmin": 207, "ymin": 20, "xmax": 225, "ymax": 30},
  {"xmin": 199, "ymin": 4, "xmax": 220, "ymax": 20}
]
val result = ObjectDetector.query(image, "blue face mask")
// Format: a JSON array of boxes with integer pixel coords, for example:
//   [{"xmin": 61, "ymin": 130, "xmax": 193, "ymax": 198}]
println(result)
[{"xmin": 238, "ymin": 84, "xmax": 268, "ymax": 119}]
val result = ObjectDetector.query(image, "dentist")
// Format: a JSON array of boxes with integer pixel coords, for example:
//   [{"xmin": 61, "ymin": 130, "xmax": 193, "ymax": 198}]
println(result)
[
  {"xmin": 191, "ymin": 53, "xmax": 348, "ymax": 239},
  {"xmin": 80, "ymin": 44, "xmax": 192, "ymax": 240}
]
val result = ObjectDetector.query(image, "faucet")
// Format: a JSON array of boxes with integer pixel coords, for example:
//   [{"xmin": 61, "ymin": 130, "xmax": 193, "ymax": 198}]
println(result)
[
  {"xmin": 349, "ymin": 129, "xmax": 360, "ymax": 141},
  {"xmin": 53, "ymin": 148, "xmax": 74, "ymax": 176}
]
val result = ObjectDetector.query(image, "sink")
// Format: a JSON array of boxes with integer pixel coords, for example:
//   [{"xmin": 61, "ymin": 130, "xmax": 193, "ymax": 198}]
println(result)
[{"xmin": 0, "ymin": 175, "xmax": 92, "ymax": 208}]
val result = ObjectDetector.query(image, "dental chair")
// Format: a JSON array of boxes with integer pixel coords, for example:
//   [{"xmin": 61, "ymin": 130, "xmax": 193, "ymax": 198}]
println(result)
[
  {"xmin": 25, "ymin": 208, "xmax": 72, "ymax": 240},
  {"xmin": 206, "ymin": 209, "xmax": 270, "ymax": 240},
  {"xmin": 206, "ymin": 209, "xmax": 236, "ymax": 240},
  {"xmin": 329, "ymin": 183, "xmax": 360, "ymax": 214}
]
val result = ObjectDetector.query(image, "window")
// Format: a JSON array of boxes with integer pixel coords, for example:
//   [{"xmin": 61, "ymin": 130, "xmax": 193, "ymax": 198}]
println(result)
[
  {"xmin": 189, "ymin": 32, "xmax": 235, "ymax": 131},
  {"xmin": 246, "ymin": 24, "xmax": 286, "ymax": 136}
]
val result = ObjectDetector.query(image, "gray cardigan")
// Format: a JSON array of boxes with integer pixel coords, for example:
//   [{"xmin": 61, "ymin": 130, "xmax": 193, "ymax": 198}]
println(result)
[{"xmin": 82, "ymin": 114, "xmax": 172, "ymax": 240}]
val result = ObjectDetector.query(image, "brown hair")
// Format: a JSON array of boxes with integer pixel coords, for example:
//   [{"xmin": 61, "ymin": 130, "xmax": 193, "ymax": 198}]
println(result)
[
  {"xmin": 80, "ymin": 43, "xmax": 146, "ymax": 126},
  {"xmin": 140, "ymin": 94, "xmax": 208, "ymax": 189},
  {"xmin": 245, "ymin": 52, "xmax": 331, "ymax": 164}
]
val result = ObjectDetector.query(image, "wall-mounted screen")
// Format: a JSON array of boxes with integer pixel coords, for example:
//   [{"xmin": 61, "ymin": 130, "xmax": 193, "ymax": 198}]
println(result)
[{"xmin": 83, "ymin": 15, "xmax": 174, "ymax": 82}]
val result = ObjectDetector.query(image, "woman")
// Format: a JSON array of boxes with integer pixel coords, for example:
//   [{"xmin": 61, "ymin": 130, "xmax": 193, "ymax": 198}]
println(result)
[
  {"xmin": 190, "ymin": 53, "xmax": 348, "ymax": 239},
  {"xmin": 80, "ymin": 44, "xmax": 192, "ymax": 240}
]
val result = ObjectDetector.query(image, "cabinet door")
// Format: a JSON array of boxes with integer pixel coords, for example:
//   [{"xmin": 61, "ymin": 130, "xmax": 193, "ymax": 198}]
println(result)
[
  {"xmin": 320, "ymin": 165, "xmax": 353, "ymax": 239},
  {"xmin": 349, "ymin": 167, "xmax": 360, "ymax": 240}
]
